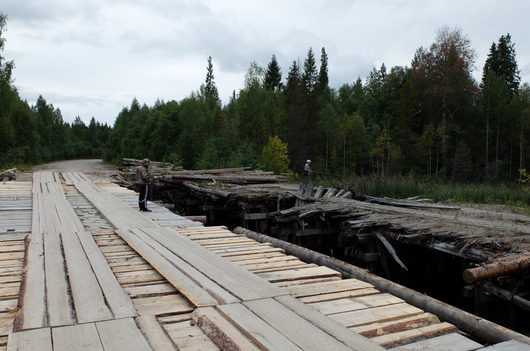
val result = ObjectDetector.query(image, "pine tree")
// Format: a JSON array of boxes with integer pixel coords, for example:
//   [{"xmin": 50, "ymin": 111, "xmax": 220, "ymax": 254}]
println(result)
[{"xmin": 264, "ymin": 55, "xmax": 282, "ymax": 91}]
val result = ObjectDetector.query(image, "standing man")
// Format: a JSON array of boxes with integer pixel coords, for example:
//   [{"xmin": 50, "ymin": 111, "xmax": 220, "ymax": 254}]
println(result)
[
  {"xmin": 303, "ymin": 159, "xmax": 312, "ymax": 187},
  {"xmin": 136, "ymin": 159, "xmax": 152, "ymax": 212}
]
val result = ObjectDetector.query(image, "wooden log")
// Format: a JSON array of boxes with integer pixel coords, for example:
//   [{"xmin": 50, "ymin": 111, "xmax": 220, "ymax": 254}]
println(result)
[
  {"xmin": 463, "ymin": 254, "xmax": 530, "ymax": 283},
  {"xmin": 182, "ymin": 182, "xmax": 230, "ymax": 198},
  {"xmin": 233, "ymin": 227, "xmax": 530, "ymax": 345},
  {"xmin": 477, "ymin": 281, "xmax": 530, "ymax": 312}
]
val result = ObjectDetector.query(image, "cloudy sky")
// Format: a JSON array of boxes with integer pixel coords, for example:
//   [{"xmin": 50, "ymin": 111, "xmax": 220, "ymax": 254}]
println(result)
[{"xmin": 3, "ymin": 0, "xmax": 530, "ymax": 125}]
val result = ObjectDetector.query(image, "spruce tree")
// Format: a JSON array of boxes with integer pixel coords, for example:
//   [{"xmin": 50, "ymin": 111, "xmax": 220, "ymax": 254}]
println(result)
[
  {"xmin": 483, "ymin": 34, "xmax": 520, "ymax": 96},
  {"xmin": 264, "ymin": 55, "xmax": 282, "ymax": 91},
  {"xmin": 204, "ymin": 56, "xmax": 220, "ymax": 107},
  {"xmin": 301, "ymin": 47, "xmax": 318, "ymax": 96},
  {"xmin": 317, "ymin": 47, "xmax": 329, "ymax": 92}
]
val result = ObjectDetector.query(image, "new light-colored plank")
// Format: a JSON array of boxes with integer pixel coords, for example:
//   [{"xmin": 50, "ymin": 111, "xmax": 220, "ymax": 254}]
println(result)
[
  {"xmin": 389, "ymin": 332, "xmax": 483, "ymax": 351},
  {"xmin": 244, "ymin": 298, "xmax": 355, "ymax": 351},
  {"xmin": 352, "ymin": 312, "xmax": 441, "ymax": 337},
  {"xmin": 43, "ymin": 231, "xmax": 74, "ymax": 327},
  {"xmin": 372, "ymin": 322, "xmax": 457, "ymax": 348},
  {"xmin": 52, "ymin": 323, "xmax": 104, "ymax": 351},
  {"xmin": 219, "ymin": 303, "xmax": 303, "ymax": 351},
  {"xmin": 329, "ymin": 302, "xmax": 424, "ymax": 328},
  {"xmin": 256, "ymin": 266, "xmax": 341, "ymax": 283},
  {"xmin": 191, "ymin": 307, "xmax": 261, "ymax": 351},
  {"xmin": 75, "ymin": 231, "xmax": 136, "ymax": 319},
  {"xmin": 136, "ymin": 315, "xmax": 178, "ymax": 351},
  {"xmin": 60, "ymin": 230, "xmax": 112, "ymax": 323},
  {"xmin": 285, "ymin": 278, "xmax": 374, "ymax": 298},
  {"xmin": 96, "ymin": 318, "xmax": 152, "ymax": 351},
  {"xmin": 7, "ymin": 327, "xmax": 52, "ymax": 351},
  {"xmin": 310, "ymin": 293, "xmax": 404, "ymax": 315},
  {"xmin": 275, "ymin": 295, "xmax": 385, "ymax": 351}
]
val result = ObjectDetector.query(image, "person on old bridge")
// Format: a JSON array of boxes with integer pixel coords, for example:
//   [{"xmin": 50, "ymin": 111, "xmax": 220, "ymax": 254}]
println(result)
[
  {"xmin": 136, "ymin": 158, "xmax": 152, "ymax": 212},
  {"xmin": 303, "ymin": 159, "xmax": 312, "ymax": 187}
]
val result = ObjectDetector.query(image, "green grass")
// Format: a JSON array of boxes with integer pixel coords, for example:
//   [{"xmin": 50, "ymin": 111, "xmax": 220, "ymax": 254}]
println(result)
[{"xmin": 313, "ymin": 174, "xmax": 530, "ymax": 210}]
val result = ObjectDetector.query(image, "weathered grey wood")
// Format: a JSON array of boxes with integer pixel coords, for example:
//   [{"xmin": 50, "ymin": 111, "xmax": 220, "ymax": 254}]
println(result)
[
  {"xmin": 127, "ymin": 228, "xmax": 237, "ymax": 305},
  {"xmin": 7, "ymin": 327, "xmax": 52, "ymax": 351},
  {"xmin": 17, "ymin": 175, "xmax": 47, "ymax": 330},
  {"xmin": 219, "ymin": 303, "xmax": 303, "ymax": 351},
  {"xmin": 75, "ymin": 231, "xmax": 136, "ymax": 319},
  {"xmin": 96, "ymin": 318, "xmax": 153, "ymax": 351},
  {"xmin": 60, "ymin": 230, "xmax": 112, "ymax": 323},
  {"xmin": 52, "ymin": 323, "xmax": 104, "ymax": 351},
  {"xmin": 477, "ymin": 340, "xmax": 530, "ymax": 350},
  {"xmin": 389, "ymin": 332, "xmax": 482, "ymax": 351},
  {"xmin": 116, "ymin": 229, "xmax": 220, "ymax": 307},
  {"xmin": 43, "ymin": 230, "xmax": 74, "ymax": 326},
  {"xmin": 244, "ymin": 298, "xmax": 358, "ymax": 351},
  {"xmin": 275, "ymin": 295, "xmax": 385, "ymax": 351},
  {"xmin": 136, "ymin": 315, "xmax": 179, "ymax": 351},
  {"xmin": 140, "ymin": 226, "xmax": 286, "ymax": 301}
]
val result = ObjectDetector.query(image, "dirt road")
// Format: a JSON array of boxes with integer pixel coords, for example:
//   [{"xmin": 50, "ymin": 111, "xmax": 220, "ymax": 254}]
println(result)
[{"xmin": 34, "ymin": 159, "xmax": 116, "ymax": 174}]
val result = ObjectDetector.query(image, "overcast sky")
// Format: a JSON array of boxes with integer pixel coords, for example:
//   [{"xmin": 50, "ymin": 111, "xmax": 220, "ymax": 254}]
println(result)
[{"xmin": 3, "ymin": 0, "xmax": 530, "ymax": 125}]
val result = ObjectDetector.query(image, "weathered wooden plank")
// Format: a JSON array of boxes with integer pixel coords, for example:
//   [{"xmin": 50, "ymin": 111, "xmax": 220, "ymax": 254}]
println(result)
[
  {"xmin": 52, "ymin": 323, "xmax": 104, "ymax": 351},
  {"xmin": 219, "ymin": 303, "xmax": 303, "ymax": 351},
  {"xmin": 43, "ymin": 231, "xmax": 74, "ymax": 327},
  {"xmin": 17, "ymin": 178, "xmax": 47, "ymax": 330},
  {"xmin": 131, "ymin": 228, "xmax": 239, "ymax": 304},
  {"xmin": 136, "ymin": 315, "xmax": 178, "ymax": 351},
  {"xmin": 124, "ymin": 284, "xmax": 176, "ymax": 298},
  {"xmin": 191, "ymin": 307, "xmax": 261, "ymax": 351},
  {"xmin": 140, "ymin": 226, "xmax": 286, "ymax": 301},
  {"xmin": 477, "ymin": 340, "xmax": 530, "ymax": 350},
  {"xmin": 275, "ymin": 295, "xmax": 385, "ymax": 351},
  {"xmin": 389, "ymin": 332, "xmax": 483, "ymax": 351},
  {"xmin": 74, "ymin": 231, "xmax": 136, "ymax": 319},
  {"xmin": 60, "ymin": 231, "xmax": 112, "ymax": 323},
  {"xmin": 6, "ymin": 327, "xmax": 52, "ymax": 351},
  {"xmin": 115, "ymin": 229, "xmax": 221, "ymax": 306},
  {"xmin": 96, "ymin": 318, "xmax": 153, "ymax": 351},
  {"xmin": 133, "ymin": 295, "xmax": 194, "ymax": 316},
  {"xmin": 244, "ymin": 298, "xmax": 355, "ymax": 351}
]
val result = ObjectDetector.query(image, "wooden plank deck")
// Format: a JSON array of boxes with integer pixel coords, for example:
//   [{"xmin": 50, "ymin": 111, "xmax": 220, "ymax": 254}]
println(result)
[{"xmin": 0, "ymin": 171, "xmax": 525, "ymax": 350}]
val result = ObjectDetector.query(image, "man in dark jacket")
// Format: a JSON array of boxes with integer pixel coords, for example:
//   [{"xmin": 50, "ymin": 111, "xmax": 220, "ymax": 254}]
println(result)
[{"xmin": 136, "ymin": 159, "xmax": 152, "ymax": 212}]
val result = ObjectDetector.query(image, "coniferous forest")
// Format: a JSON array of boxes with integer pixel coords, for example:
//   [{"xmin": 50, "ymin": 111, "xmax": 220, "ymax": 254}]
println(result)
[{"xmin": 2, "ymin": 14, "xmax": 530, "ymax": 184}]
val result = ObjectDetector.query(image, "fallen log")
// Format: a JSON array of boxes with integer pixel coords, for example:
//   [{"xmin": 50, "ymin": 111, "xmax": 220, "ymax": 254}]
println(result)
[
  {"xmin": 463, "ymin": 254, "xmax": 530, "ymax": 283},
  {"xmin": 233, "ymin": 227, "xmax": 530, "ymax": 345},
  {"xmin": 477, "ymin": 281, "xmax": 530, "ymax": 312},
  {"xmin": 182, "ymin": 182, "xmax": 230, "ymax": 198}
]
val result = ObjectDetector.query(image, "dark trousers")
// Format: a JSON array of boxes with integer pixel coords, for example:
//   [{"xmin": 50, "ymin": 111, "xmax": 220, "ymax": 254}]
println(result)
[{"xmin": 138, "ymin": 184, "xmax": 149, "ymax": 210}]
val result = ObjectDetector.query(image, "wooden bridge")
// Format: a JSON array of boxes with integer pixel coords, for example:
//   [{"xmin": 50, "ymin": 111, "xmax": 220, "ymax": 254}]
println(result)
[{"xmin": 0, "ymin": 170, "xmax": 528, "ymax": 350}]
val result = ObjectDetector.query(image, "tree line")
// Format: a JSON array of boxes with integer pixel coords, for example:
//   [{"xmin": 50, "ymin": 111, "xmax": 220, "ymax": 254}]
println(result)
[
  {"xmin": 2, "ymin": 12, "xmax": 529, "ymax": 183},
  {"xmin": 0, "ymin": 15, "xmax": 111, "ymax": 168}
]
